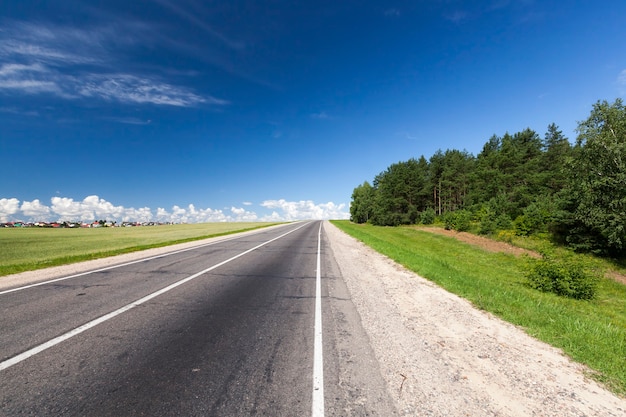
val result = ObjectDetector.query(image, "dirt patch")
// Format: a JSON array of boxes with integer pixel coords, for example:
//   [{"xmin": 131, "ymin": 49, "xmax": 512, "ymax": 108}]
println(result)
[
  {"xmin": 607, "ymin": 270, "xmax": 626, "ymax": 285},
  {"xmin": 417, "ymin": 226, "xmax": 541, "ymax": 258}
]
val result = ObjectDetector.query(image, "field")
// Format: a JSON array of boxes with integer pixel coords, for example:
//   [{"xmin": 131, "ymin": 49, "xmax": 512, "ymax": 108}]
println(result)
[
  {"xmin": 0, "ymin": 223, "xmax": 278, "ymax": 276},
  {"xmin": 331, "ymin": 220, "xmax": 626, "ymax": 396}
]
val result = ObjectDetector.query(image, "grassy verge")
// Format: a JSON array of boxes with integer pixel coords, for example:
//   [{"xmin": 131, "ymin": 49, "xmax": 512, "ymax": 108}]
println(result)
[
  {"xmin": 0, "ymin": 222, "xmax": 280, "ymax": 276},
  {"xmin": 331, "ymin": 220, "xmax": 626, "ymax": 397}
]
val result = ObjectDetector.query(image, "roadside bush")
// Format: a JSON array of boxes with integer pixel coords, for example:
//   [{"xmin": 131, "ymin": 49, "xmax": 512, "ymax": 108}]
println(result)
[
  {"xmin": 513, "ymin": 215, "xmax": 532, "ymax": 236},
  {"xmin": 496, "ymin": 230, "xmax": 515, "ymax": 243},
  {"xmin": 514, "ymin": 200, "xmax": 553, "ymax": 236},
  {"xmin": 420, "ymin": 208, "xmax": 436, "ymax": 225},
  {"xmin": 479, "ymin": 217, "xmax": 496, "ymax": 235},
  {"xmin": 526, "ymin": 256, "xmax": 598, "ymax": 300},
  {"xmin": 370, "ymin": 210, "xmax": 404, "ymax": 226},
  {"xmin": 476, "ymin": 207, "xmax": 513, "ymax": 235},
  {"xmin": 443, "ymin": 210, "xmax": 472, "ymax": 232},
  {"xmin": 495, "ymin": 214, "xmax": 513, "ymax": 230},
  {"xmin": 475, "ymin": 205, "xmax": 497, "ymax": 235},
  {"xmin": 455, "ymin": 210, "xmax": 472, "ymax": 232}
]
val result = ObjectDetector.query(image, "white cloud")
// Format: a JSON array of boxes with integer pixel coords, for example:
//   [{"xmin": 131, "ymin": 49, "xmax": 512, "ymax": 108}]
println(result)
[
  {"xmin": 0, "ymin": 198, "xmax": 20, "ymax": 222},
  {"xmin": 83, "ymin": 195, "xmax": 126, "ymax": 219},
  {"xmin": 20, "ymin": 199, "xmax": 50, "ymax": 218},
  {"xmin": 0, "ymin": 196, "xmax": 349, "ymax": 223},
  {"xmin": 230, "ymin": 207, "xmax": 246, "ymax": 215},
  {"xmin": 51, "ymin": 196, "xmax": 104, "ymax": 221},
  {"xmin": 127, "ymin": 207, "xmax": 154, "ymax": 223},
  {"xmin": 262, "ymin": 211, "xmax": 286, "ymax": 222},
  {"xmin": 260, "ymin": 199, "xmax": 349, "ymax": 221},
  {"xmin": 47, "ymin": 195, "xmax": 142, "ymax": 222},
  {"xmin": 156, "ymin": 207, "xmax": 171, "ymax": 222},
  {"xmin": 161, "ymin": 204, "xmax": 229, "ymax": 223},
  {"xmin": 230, "ymin": 206, "xmax": 258, "ymax": 221}
]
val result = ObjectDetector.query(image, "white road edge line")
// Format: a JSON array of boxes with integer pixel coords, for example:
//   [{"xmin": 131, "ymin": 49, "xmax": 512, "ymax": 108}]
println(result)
[
  {"xmin": 312, "ymin": 221, "xmax": 325, "ymax": 417},
  {"xmin": 0, "ymin": 223, "xmax": 296, "ymax": 296},
  {"xmin": 0, "ymin": 222, "xmax": 310, "ymax": 372}
]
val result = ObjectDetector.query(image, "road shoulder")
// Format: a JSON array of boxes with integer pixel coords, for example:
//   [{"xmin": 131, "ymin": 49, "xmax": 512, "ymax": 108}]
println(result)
[{"xmin": 323, "ymin": 221, "xmax": 625, "ymax": 417}]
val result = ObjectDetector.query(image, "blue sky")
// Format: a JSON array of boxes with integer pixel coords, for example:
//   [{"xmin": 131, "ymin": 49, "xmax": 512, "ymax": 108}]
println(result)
[{"xmin": 2, "ymin": 0, "xmax": 625, "ymax": 223}]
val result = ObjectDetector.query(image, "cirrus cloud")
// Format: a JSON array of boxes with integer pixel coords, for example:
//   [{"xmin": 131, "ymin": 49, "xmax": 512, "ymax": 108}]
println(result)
[
  {"xmin": 77, "ymin": 74, "xmax": 223, "ymax": 107},
  {"xmin": 0, "ymin": 20, "xmax": 227, "ymax": 107}
]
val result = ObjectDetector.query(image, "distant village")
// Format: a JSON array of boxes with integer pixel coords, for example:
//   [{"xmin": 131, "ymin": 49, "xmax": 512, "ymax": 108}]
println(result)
[{"xmin": 1, "ymin": 220, "xmax": 173, "ymax": 228}]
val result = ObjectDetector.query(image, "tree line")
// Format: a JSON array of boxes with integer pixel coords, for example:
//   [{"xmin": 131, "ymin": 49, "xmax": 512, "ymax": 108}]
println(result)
[{"xmin": 350, "ymin": 99, "xmax": 626, "ymax": 257}]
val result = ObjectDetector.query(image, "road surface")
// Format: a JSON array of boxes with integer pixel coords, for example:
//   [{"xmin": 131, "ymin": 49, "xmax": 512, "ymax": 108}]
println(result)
[{"xmin": 0, "ymin": 221, "xmax": 396, "ymax": 416}]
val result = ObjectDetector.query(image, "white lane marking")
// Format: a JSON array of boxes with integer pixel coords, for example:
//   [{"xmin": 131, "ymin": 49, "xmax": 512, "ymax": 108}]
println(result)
[
  {"xmin": 0, "ymin": 222, "xmax": 310, "ymax": 372},
  {"xmin": 0, "ymin": 223, "xmax": 297, "ymax": 296},
  {"xmin": 312, "ymin": 221, "xmax": 325, "ymax": 417}
]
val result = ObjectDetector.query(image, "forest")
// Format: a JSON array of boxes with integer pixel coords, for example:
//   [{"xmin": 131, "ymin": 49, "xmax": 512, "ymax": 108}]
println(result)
[{"xmin": 350, "ymin": 99, "xmax": 626, "ymax": 258}]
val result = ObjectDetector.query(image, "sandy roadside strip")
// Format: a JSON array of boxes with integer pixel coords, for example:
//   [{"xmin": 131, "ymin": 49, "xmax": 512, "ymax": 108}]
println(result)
[{"xmin": 323, "ymin": 221, "xmax": 625, "ymax": 417}]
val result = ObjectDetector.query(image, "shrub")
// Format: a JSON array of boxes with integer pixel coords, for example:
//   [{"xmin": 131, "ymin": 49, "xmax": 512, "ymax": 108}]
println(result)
[
  {"xmin": 455, "ymin": 210, "xmax": 472, "ymax": 232},
  {"xmin": 495, "ymin": 214, "xmax": 513, "ymax": 230},
  {"xmin": 514, "ymin": 215, "xmax": 532, "ymax": 236},
  {"xmin": 526, "ymin": 256, "xmax": 598, "ymax": 300},
  {"xmin": 475, "ymin": 205, "xmax": 497, "ymax": 235},
  {"xmin": 420, "ymin": 208, "xmax": 436, "ymax": 225},
  {"xmin": 443, "ymin": 210, "xmax": 472, "ymax": 232},
  {"xmin": 514, "ymin": 201, "xmax": 553, "ymax": 236},
  {"xmin": 479, "ymin": 217, "xmax": 496, "ymax": 235},
  {"xmin": 496, "ymin": 230, "xmax": 515, "ymax": 243}
]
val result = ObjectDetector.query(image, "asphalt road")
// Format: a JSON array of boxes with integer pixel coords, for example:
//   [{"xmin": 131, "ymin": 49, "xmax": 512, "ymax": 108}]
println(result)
[{"xmin": 0, "ymin": 221, "xmax": 397, "ymax": 416}]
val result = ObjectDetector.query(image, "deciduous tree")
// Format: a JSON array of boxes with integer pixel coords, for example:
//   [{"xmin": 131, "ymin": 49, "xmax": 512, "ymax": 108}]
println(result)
[
  {"xmin": 559, "ymin": 99, "xmax": 626, "ymax": 254},
  {"xmin": 350, "ymin": 181, "xmax": 375, "ymax": 223}
]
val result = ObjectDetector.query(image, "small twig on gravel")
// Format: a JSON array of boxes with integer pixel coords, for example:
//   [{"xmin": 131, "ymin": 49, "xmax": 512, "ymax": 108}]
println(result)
[{"xmin": 398, "ymin": 373, "xmax": 407, "ymax": 398}]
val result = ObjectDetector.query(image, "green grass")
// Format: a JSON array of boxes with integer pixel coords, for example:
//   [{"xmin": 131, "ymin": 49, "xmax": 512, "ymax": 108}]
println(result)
[
  {"xmin": 0, "ymin": 222, "xmax": 280, "ymax": 276},
  {"xmin": 331, "ymin": 220, "xmax": 626, "ymax": 397}
]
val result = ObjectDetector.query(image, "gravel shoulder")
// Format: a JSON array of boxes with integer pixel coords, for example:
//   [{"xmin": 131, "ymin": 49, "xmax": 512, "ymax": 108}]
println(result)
[{"xmin": 323, "ymin": 221, "xmax": 626, "ymax": 417}]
